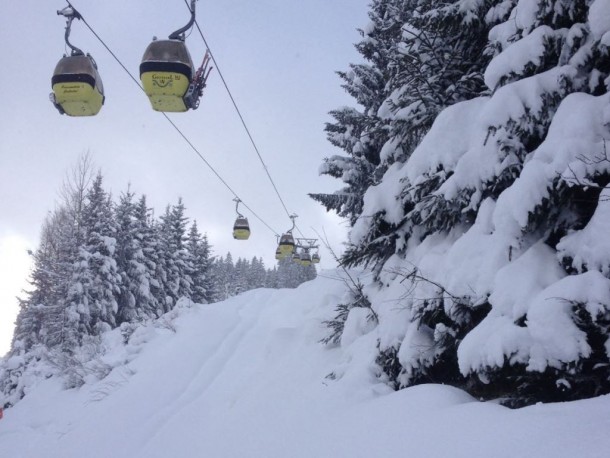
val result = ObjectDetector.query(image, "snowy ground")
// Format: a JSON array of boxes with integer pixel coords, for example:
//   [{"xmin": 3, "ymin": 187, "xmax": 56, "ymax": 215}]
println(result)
[{"xmin": 2, "ymin": 273, "xmax": 610, "ymax": 457}]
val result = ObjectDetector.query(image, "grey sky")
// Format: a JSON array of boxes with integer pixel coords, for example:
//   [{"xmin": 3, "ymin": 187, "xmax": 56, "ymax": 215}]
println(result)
[{"xmin": 0, "ymin": 0, "xmax": 370, "ymax": 353}]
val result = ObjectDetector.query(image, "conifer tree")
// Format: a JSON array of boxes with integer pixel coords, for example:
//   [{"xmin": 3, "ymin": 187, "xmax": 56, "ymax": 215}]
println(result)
[
  {"xmin": 115, "ymin": 188, "xmax": 159, "ymax": 323},
  {"xmin": 12, "ymin": 216, "xmax": 63, "ymax": 352},
  {"xmin": 248, "ymin": 257, "xmax": 267, "ymax": 290},
  {"xmin": 170, "ymin": 199, "xmax": 194, "ymax": 300},
  {"xmin": 156, "ymin": 201, "xmax": 194, "ymax": 310},
  {"xmin": 209, "ymin": 253, "xmax": 235, "ymax": 301},
  {"xmin": 13, "ymin": 155, "xmax": 95, "ymax": 352},
  {"xmin": 276, "ymin": 256, "xmax": 312, "ymax": 288},
  {"xmin": 338, "ymin": 0, "xmax": 499, "ymax": 269},
  {"xmin": 309, "ymin": 0, "xmax": 404, "ymax": 224},
  {"xmin": 65, "ymin": 173, "xmax": 121, "ymax": 339},
  {"xmin": 114, "ymin": 187, "xmax": 137, "ymax": 322},
  {"xmin": 265, "ymin": 266, "xmax": 278, "ymax": 289},
  {"xmin": 133, "ymin": 196, "xmax": 163, "ymax": 318},
  {"xmin": 150, "ymin": 211, "xmax": 171, "ymax": 314},
  {"xmin": 223, "ymin": 252, "xmax": 236, "ymax": 297},
  {"xmin": 187, "ymin": 221, "xmax": 212, "ymax": 304},
  {"xmin": 371, "ymin": 1, "xmax": 599, "ymax": 397},
  {"xmin": 300, "ymin": 262, "xmax": 317, "ymax": 284},
  {"xmin": 315, "ymin": 0, "xmax": 610, "ymax": 406},
  {"xmin": 234, "ymin": 258, "xmax": 250, "ymax": 295}
]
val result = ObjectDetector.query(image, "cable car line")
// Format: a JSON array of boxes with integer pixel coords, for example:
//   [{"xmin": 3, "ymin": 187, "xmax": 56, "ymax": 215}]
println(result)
[
  {"xmin": 58, "ymin": 1, "xmax": 321, "ymax": 263},
  {"xmin": 63, "ymin": 0, "xmax": 280, "ymax": 238},
  {"xmin": 183, "ymin": 0, "xmax": 309, "ymax": 240}
]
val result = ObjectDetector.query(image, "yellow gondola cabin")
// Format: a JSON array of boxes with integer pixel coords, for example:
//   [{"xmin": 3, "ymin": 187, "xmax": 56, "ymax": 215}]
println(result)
[
  {"xmin": 300, "ymin": 251, "xmax": 312, "ymax": 267},
  {"xmin": 278, "ymin": 233, "xmax": 296, "ymax": 258},
  {"xmin": 51, "ymin": 6, "xmax": 104, "ymax": 117},
  {"xmin": 51, "ymin": 54, "xmax": 104, "ymax": 116},
  {"xmin": 233, "ymin": 216, "xmax": 251, "ymax": 240},
  {"xmin": 140, "ymin": 40, "xmax": 194, "ymax": 112},
  {"xmin": 140, "ymin": 0, "xmax": 211, "ymax": 112}
]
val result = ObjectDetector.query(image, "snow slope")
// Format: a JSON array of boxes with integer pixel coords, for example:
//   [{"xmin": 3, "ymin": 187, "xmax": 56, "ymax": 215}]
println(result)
[{"xmin": 2, "ymin": 273, "xmax": 610, "ymax": 458}]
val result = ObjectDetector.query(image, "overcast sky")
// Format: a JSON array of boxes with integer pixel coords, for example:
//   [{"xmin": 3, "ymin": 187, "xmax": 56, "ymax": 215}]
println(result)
[{"xmin": 0, "ymin": 0, "xmax": 370, "ymax": 355}]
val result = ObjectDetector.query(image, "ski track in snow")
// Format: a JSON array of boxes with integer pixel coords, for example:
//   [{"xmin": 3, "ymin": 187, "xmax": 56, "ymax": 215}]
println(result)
[{"xmin": 141, "ymin": 292, "xmax": 266, "ymax": 446}]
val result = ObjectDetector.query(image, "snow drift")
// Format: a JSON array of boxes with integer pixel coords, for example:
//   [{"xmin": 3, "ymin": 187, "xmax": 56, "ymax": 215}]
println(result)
[{"xmin": 2, "ymin": 273, "xmax": 610, "ymax": 457}]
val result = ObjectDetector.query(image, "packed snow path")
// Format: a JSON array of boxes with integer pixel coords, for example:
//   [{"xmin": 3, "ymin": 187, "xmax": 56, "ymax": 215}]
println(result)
[{"xmin": 2, "ymin": 274, "xmax": 610, "ymax": 457}]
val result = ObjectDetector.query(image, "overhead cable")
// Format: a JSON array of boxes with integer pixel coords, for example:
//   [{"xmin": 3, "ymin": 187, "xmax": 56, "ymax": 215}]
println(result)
[
  {"xmin": 65, "ymin": 1, "xmax": 280, "ymax": 237},
  {"xmin": 184, "ymin": 0, "xmax": 309, "ymax": 239}
]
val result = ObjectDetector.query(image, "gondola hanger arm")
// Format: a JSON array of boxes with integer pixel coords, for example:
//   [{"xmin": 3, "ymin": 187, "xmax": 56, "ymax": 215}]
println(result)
[
  {"xmin": 169, "ymin": 0, "xmax": 197, "ymax": 40},
  {"xmin": 58, "ymin": 4, "xmax": 83, "ymax": 56},
  {"xmin": 233, "ymin": 197, "xmax": 245, "ymax": 218},
  {"xmin": 288, "ymin": 214, "xmax": 298, "ymax": 233}
]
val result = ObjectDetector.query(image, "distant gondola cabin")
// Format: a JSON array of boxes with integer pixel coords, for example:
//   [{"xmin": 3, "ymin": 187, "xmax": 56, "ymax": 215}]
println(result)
[
  {"xmin": 233, "ymin": 217, "xmax": 250, "ymax": 240},
  {"xmin": 278, "ymin": 233, "xmax": 295, "ymax": 257},
  {"xmin": 300, "ymin": 251, "xmax": 312, "ymax": 267}
]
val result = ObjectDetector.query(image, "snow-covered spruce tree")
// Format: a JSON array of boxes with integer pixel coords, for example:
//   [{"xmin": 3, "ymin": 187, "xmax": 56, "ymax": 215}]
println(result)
[
  {"xmin": 265, "ymin": 265, "xmax": 278, "ymax": 289},
  {"xmin": 114, "ymin": 188, "xmax": 158, "ymax": 323},
  {"xmin": 156, "ymin": 200, "xmax": 194, "ymax": 311},
  {"xmin": 199, "ymin": 234, "xmax": 214, "ymax": 300},
  {"xmin": 42, "ymin": 205, "xmax": 91, "ymax": 351},
  {"xmin": 131, "ymin": 195, "xmax": 164, "ymax": 318},
  {"xmin": 314, "ymin": 0, "xmax": 500, "ymax": 376},
  {"xmin": 310, "ymin": 0, "xmax": 410, "ymax": 225},
  {"xmin": 342, "ymin": 0, "xmax": 498, "ymax": 270},
  {"xmin": 11, "ymin": 215, "xmax": 65, "ymax": 353},
  {"xmin": 169, "ymin": 199, "xmax": 194, "ymax": 301},
  {"xmin": 65, "ymin": 173, "xmax": 121, "ymax": 342},
  {"xmin": 12, "ymin": 216, "xmax": 56, "ymax": 352},
  {"xmin": 301, "ymin": 262, "xmax": 317, "ymax": 283},
  {"xmin": 321, "ymin": 280, "xmax": 375, "ymax": 347},
  {"xmin": 114, "ymin": 187, "xmax": 138, "ymax": 322},
  {"xmin": 154, "ymin": 206, "xmax": 175, "ymax": 312},
  {"xmin": 234, "ymin": 258, "xmax": 250, "ymax": 295},
  {"xmin": 275, "ymin": 256, "xmax": 316, "ymax": 288},
  {"xmin": 187, "ymin": 221, "xmax": 213, "ymax": 304},
  {"xmin": 275, "ymin": 256, "xmax": 296, "ymax": 288},
  {"xmin": 13, "ymin": 155, "xmax": 96, "ymax": 353},
  {"xmin": 454, "ymin": 0, "xmax": 610, "ymax": 406},
  {"xmin": 248, "ymin": 257, "xmax": 267, "ymax": 290},
  {"xmin": 209, "ymin": 252, "xmax": 234, "ymax": 301},
  {"xmin": 323, "ymin": 0, "xmax": 610, "ymax": 406}
]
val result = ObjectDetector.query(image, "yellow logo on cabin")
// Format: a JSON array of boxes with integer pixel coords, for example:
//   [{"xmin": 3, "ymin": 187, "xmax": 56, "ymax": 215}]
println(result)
[{"xmin": 152, "ymin": 74, "xmax": 174, "ymax": 88}]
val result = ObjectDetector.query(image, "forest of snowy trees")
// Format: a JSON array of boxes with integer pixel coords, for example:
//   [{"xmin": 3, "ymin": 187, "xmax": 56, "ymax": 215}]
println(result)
[
  {"xmin": 6, "ymin": 0, "xmax": 610, "ymax": 413},
  {"xmin": 0, "ymin": 156, "xmax": 315, "ymax": 405},
  {"xmin": 314, "ymin": 0, "xmax": 610, "ymax": 406},
  {"xmin": 7, "ymin": 156, "xmax": 315, "ymax": 360}
]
